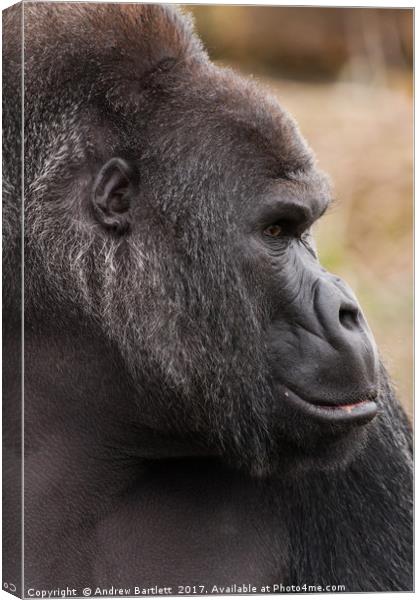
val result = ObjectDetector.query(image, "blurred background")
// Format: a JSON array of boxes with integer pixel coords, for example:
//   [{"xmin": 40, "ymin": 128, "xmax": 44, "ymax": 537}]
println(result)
[{"xmin": 184, "ymin": 6, "xmax": 413, "ymax": 416}]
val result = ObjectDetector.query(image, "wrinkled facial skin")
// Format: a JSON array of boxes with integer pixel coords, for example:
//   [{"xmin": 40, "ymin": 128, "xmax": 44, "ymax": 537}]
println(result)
[{"xmin": 238, "ymin": 167, "xmax": 380, "ymax": 472}]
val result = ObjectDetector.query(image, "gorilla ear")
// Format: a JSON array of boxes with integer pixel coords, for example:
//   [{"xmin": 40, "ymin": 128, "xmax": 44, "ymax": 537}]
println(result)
[{"xmin": 92, "ymin": 158, "xmax": 136, "ymax": 234}]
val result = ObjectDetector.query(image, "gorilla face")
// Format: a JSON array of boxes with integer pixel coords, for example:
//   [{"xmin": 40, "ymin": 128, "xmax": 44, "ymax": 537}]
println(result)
[
  {"xmin": 244, "ymin": 170, "xmax": 379, "ymax": 416},
  {"xmin": 84, "ymin": 65, "xmax": 380, "ymax": 476}
]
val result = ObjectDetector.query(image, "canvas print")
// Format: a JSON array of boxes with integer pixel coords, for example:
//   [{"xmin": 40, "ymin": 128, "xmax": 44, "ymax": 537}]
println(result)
[{"xmin": 2, "ymin": 2, "xmax": 413, "ymax": 597}]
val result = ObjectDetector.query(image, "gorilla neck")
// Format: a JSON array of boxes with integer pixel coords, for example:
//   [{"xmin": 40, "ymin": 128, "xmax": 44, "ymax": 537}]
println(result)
[{"xmin": 24, "ymin": 312, "xmax": 215, "ymax": 467}]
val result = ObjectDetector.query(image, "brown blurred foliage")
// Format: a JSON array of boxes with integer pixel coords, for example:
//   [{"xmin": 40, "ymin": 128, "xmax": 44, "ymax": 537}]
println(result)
[
  {"xmin": 184, "ymin": 6, "xmax": 413, "ymax": 415},
  {"xmin": 188, "ymin": 6, "xmax": 412, "ymax": 82}
]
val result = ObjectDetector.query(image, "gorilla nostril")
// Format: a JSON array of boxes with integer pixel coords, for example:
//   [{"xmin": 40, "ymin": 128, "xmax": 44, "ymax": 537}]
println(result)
[{"xmin": 339, "ymin": 307, "xmax": 360, "ymax": 330}]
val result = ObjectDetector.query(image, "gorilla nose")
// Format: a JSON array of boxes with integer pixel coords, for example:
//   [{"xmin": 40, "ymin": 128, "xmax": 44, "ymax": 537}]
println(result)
[
  {"xmin": 312, "ymin": 276, "xmax": 379, "ymax": 397},
  {"xmin": 314, "ymin": 274, "xmax": 371, "ymax": 344},
  {"xmin": 316, "ymin": 277, "xmax": 368, "ymax": 341}
]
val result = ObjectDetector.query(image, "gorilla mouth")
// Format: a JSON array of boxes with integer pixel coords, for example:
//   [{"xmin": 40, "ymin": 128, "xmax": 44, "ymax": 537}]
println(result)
[{"xmin": 279, "ymin": 386, "xmax": 378, "ymax": 425}]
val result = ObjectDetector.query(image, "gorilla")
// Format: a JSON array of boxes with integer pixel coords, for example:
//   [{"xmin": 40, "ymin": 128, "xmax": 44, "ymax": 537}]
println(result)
[{"xmin": 3, "ymin": 2, "xmax": 412, "ymax": 595}]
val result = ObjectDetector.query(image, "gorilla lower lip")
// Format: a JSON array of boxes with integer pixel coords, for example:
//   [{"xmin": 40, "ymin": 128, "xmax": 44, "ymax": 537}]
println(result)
[
  {"xmin": 279, "ymin": 387, "xmax": 378, "ymax": 424},
  {"xmin": 317, "ymin": 400, "xmax": 369, "ymax": 412}
]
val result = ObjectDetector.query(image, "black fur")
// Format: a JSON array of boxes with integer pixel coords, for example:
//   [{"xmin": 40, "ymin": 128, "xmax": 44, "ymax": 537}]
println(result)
[{"xmin": 3, "ymin": 3, "xmax": 412, "ymax": 594}]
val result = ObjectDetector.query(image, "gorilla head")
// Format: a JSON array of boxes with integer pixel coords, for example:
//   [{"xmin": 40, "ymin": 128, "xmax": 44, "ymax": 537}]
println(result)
[{"xmin": 19, "ymin": 4, "xmax": 380, "ymax": 476}]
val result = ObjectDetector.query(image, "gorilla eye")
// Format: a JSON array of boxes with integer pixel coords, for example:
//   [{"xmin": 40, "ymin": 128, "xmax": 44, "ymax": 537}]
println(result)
[{"xmin": 264, "ymin": 224, "xmax": 283, "ymax": 238}]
